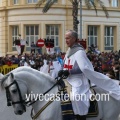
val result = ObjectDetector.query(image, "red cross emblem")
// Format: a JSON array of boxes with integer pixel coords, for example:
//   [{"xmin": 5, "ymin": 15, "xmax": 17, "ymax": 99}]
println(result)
[{"xmin": 64, "ymin": 59, "xmax": 73, "ymax": 70}]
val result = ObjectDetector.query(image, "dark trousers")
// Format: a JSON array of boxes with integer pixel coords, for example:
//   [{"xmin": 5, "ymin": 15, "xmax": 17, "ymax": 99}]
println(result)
[
  {"xmin": 31, "ymin": 49, "xmax": 35, "ymax": 54},
  {"xmin": 76, "ymin": 115, "xmax": 86, "ymax": 120},
  {"xmin": 21, "ymin": 45, "xmax": 25, "ymax": 55}
]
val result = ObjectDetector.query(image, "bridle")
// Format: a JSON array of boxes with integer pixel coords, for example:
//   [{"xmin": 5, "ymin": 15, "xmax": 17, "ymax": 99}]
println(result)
[
  {"xmin": 5, "ymin": 79, "xmax": 26, "ymax": 112},
  {"xmin": 4, "ymin": 70, "xmax": 68, "ymax": 117}
]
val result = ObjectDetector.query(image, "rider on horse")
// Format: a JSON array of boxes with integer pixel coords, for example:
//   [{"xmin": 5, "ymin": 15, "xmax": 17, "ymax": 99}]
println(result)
[{"xmin": 60, "ymin": 30, "xmax": 120, "ymax": 120}]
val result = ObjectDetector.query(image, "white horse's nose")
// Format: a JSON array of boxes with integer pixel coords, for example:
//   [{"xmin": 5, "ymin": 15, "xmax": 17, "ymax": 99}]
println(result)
[
  {"xmin": 18, "ymin": 110, "xmax": 23, "ymax": 115},
  {"xmin": 15, "ymin": 110, "xmax": 23, "ymax": 115}
]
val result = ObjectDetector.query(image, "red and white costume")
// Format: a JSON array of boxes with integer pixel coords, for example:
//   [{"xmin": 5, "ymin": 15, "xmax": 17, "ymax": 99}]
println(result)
[
  {"xmin": 64, "ymin": 47, "xmax": 120, "ymax": 115},
  {"xmin": 46, "ymin": 47, "xmax": 54, "ymax": 55}
]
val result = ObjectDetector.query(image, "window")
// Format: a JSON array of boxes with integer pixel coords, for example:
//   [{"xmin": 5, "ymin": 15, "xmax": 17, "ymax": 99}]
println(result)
[
  {"xmin": 27, "ymin": 0, "xmax": 38, "ymax": 4},
  {"xmin": 46, "ymin": 25, "xmax": 59, "ymax": 47},
  {"xmin": 88, "ymin": 26, "xmax": 97, "ymax": 47},
  {"xmin": 25, "ymin": 25, "xmax": 39, "ymax": 50},
  {"xmin": 13, "ymin": 0, "xmax": 18, "ymax": 4},
  {"xmin": 104, "ymin": 26, "xmax": 114, "ymax": 50},
  {"xmin": 46, "ymin": 0, "xmax": 58, "ymax": 3},
  {"xmin": 90, "ymin": 0, "xmax": 95, "ymax": 3},
  {"xmin": 12, "ymin": 26, "xmax": 19, "ymax": 51},
  {"xmin": 111, "ymin": 0, "xmax": 118, "ymax": 7},
  {"xmin": 27, "ymin": 0, "xmax": 58, "ymax": 4}
]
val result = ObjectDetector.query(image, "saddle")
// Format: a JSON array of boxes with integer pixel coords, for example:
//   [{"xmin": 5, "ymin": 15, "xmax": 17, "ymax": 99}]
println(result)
[{"xmin": 60, "ymin": 88, "xmax": 99, "ymax": 120}]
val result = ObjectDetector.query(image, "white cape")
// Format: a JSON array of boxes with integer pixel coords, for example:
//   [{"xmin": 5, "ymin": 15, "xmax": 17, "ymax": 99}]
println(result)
[{"xmin": 74, "ymin": 50, "xmax": 120, "ymax": 100}]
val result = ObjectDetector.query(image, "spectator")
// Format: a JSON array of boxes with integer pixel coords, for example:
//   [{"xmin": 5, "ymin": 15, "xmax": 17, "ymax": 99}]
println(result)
[
  {"xmin": 31, "ymin": 42, "xmax": 36, "ymax": 53},
  {"xmin": 29, "ymin": 57, "xmax": 35, "ymax": 68},
  {"xmin": 20, "ymin": 35, "xmax": 28, "ymax": 55},
  {"xmin": 13, "ymin": 34, "xmax": 21, "ymax": 55},
  {"xmin": 19, "ymin": 57, "xmax": 25, "ymax": 66},
  {"xmin": 106, "ymin": 70, "xmax": 116, "ymax": 79},
  {"xmin": 11, "ymin": 55, "xmax": 19, "ymax": 64}
]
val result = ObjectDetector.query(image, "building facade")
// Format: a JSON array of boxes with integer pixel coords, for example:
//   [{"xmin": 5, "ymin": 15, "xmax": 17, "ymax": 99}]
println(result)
[{"xmin": 0, "ymin": 0, "xmax": 120, "ymax": 56}]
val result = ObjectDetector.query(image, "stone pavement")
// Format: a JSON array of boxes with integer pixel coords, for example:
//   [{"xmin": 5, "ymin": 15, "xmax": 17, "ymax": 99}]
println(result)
[{"xmin": 0, "ymin": 90, "xmax": 31, "ymax": 120}]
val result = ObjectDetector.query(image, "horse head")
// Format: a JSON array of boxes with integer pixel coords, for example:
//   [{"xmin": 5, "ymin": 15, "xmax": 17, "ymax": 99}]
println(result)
[{"xmin": 1, "ymin": 72, "xmax": 28, "ymax": 115}]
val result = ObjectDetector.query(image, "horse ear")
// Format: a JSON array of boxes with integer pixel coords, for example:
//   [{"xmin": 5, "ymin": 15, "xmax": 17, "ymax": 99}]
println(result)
[{"xmin": 10, "ymin": 73, "xmax": 14, "ymax": 79}]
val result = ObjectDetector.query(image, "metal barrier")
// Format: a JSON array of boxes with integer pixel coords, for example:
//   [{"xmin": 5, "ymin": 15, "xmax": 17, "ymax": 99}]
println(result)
[{"xmin": 0, "ymin": 64, "xmax": 18, "ymax": 75}]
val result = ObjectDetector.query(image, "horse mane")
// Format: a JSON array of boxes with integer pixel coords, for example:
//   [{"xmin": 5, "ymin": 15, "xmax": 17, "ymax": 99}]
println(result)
[
  {"xmin": 14, "ymin": 67, "xmax": 55, "ymax": 84},
  {"xmin": 1, "ymin": 67, "xmax": 56, "ymax": 89},
  {"xmin": 38, "ymin": 72, "xmax": 55, "ymax": 84}
]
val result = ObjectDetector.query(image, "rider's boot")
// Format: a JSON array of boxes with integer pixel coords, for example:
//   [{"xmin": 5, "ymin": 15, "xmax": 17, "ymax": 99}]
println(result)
[{"xmin": 76, "ymin": 115, "xmax": 86, "ymax": 120}]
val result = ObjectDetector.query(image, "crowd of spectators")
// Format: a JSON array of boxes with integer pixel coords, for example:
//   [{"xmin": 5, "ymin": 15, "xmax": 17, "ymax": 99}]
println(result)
[
  {"xmin": 0, "ymin": 52, "xmax": 65, "ymax": 70},
  {"xmin": 0, "ymin": 49, "xmax": 120, "ymax": 80},
  {"xmin": 87, "ymin": 50, "xmax": 120, "ymax": 80}
]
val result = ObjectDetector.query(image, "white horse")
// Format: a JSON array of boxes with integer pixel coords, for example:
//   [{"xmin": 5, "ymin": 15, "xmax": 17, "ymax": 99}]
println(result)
[{"xmin": 0, "ymin": 66, "xmax": 120, "ymax": 120}]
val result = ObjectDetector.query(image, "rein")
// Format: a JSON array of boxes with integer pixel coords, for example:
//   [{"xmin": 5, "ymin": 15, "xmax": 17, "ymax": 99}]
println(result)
[
  {"xmin": 4, "ymin": 72, "xmax": 66, "ymax": 107},
  {"xmin": 30, "ymin": 73, "xmax": 68, "ymax": 120},
  {"xmin": 31, "ymin": 91, "xmax": 61, "ymax": 120},
  {"xmin": 26, "ymin": 75, "xmax": 66, "ymax": 106},
  {"xmin": 4, "ymin": 71, "xmax": 68, "ymax": 119}
]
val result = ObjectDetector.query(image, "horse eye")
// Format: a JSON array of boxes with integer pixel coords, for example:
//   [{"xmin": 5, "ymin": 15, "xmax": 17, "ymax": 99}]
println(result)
[{"xmin": 11, "ymin": 89, "xmax": 17, "ymax": 94}]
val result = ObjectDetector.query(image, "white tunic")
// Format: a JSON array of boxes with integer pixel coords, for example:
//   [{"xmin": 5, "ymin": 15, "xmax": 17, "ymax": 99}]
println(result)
[
  {"xmin": 64, "ymin": 50, "xmax": 120, "ymax": 115},
  {"xmin": 46, "ymin": 47, "xmax": 55, "ymax": 55},
  {"xmin": 64, "ymin": 50, "xmax": 90, "ymax": 115},
  {"xmin": 40, "ymin": 60, "xmax": 49, "ymax": 75},
  {"xmin": 49, "ymin": 61, "xmax": 62, "ymax": 79}
]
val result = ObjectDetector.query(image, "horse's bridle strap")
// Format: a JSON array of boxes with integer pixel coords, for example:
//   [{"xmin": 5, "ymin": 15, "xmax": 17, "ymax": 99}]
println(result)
[
  {"xmin": 5, "ymin": 79, "xmax": 26, "ymax": 111},
  {"xmin": 32, "ymin": 92, "xmax": 60, "ymax": 120},
  {"xmin": 12, "ymin": 101, "xmax": 25, "ymax": 105},
  {"xmin": 5, "ymin": 81, "xmax": 16, "ymax": 89}
]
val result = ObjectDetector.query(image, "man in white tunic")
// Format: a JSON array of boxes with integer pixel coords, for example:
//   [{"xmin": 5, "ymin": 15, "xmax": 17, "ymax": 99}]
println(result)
[
  {"xmin": 63, "ymin": 30, "xmax": 120, "ymax": 120},
  {"xmin": 49, "ymin": 60, "xmax": 62, "ymax": 79},
  {"xmin": 40, "ymin": 59, "xmax": 49, "ymax": 75}
]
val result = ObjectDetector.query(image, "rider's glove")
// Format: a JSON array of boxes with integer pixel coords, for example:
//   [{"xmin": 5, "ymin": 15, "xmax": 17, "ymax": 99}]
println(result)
[
  {"xmin": 63, "ymin": 70, "xmax": 69, "ymax": 77},
  {"xmin": 58, "ymin": 70, "xmax": 69, "ymax": 78},
  {"xmin": 58, "ymin": 70, "xmax": 64, "ymax": 77}
]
